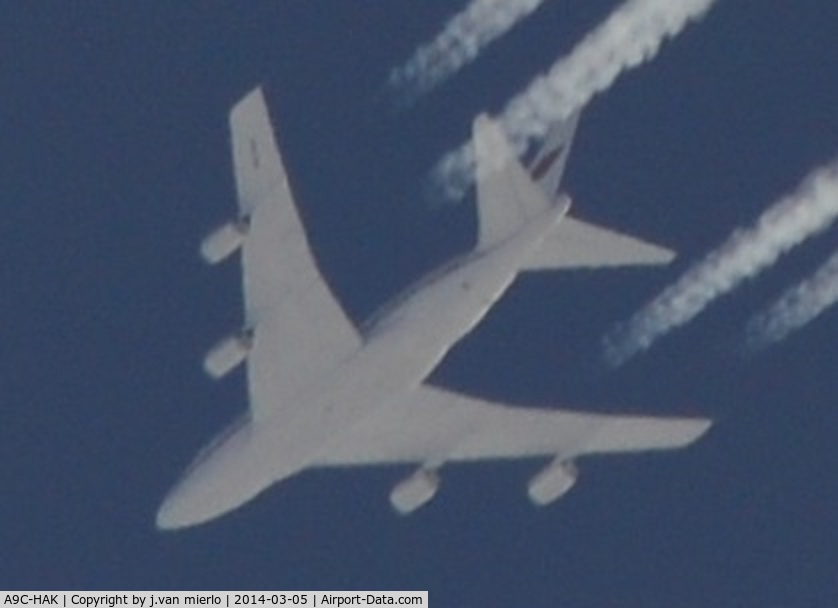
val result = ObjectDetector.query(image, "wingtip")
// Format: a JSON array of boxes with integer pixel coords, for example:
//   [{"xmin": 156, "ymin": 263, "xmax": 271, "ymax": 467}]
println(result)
[
  {"xmin": 619, "ymin": 237, "xmax": 678, "ymax": 268},
  {"xmin": 231, "ymin": 85, "xmax": 268, "ymax": 123},
  {"xmin": 653, "ymin": 246, "xmax": 678, "ymax": 266},
  {"xmin": 683, "ymin": 417, "xmax": 714, "ymax": 446}
]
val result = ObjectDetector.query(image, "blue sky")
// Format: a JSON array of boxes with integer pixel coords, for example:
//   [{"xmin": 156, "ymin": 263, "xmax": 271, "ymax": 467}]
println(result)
[{"xmin": 3, "ymin": 1, "xmax": 837, "ymax": 604}]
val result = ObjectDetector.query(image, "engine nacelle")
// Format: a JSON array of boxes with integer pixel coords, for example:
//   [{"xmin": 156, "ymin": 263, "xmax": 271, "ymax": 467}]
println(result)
[
  {"xmin": 390, "ymin": 468, "xmax": 439, "ymax": 515},
  {"xmin": 527, "ymin": 459, "xmax": 578, "ymax": 506},
  {"xmin": 203, "ymin": 329, "xmax": 254, "ymax": 379},
  {"xmin": 200, "ymin": 217, "xmax": 250, "ymax": 265}
]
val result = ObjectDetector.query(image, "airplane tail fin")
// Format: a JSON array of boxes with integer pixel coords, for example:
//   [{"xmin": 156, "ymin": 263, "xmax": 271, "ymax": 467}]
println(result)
[
  {"xmin": 472, "ymin": 113, "xmax": 674, "ymax": 268},
  {"xmin": 527, "ymin": 110, "xmax": 580, "ymax": 201},
  {"xmin": 473, "ymin": 114, "xmax": 562, "ymax": 250}
]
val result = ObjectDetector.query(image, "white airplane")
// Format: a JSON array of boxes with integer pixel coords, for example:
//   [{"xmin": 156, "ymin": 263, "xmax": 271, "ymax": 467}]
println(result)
[{"xmin": 156, "ymin": 87, "xmax": 711, "ymax": 530}]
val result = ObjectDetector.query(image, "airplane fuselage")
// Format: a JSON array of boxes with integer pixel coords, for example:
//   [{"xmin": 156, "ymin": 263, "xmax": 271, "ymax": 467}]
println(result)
[
  {"xmin": 157, "ymin": 199, "xmax": 568, "ymax": 528},
  {"xmin": 156, "ymin": 91, "xmax": 708, "ymax": 531},
  {"xmin": 364, "ymin": 201, "xmax": 568, "ymax": 389}
]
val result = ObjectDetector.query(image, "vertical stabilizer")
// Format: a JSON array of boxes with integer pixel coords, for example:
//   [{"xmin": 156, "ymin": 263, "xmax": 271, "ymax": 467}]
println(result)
[
  {"xmin": 473, "ymin": 115, "xmax": 557, "ymax": 250},
  {"xmin": 527, "ymin": 110, "xmax": 580, "ymax": 201}
]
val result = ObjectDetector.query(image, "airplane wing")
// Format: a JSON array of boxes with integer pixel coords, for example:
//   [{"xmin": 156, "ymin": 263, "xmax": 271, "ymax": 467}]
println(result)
[
  {"xmin": 313, "ymin": 385, "xmax": 711, "ymax": 466},
  {"xmin": 230, "ymin": 88, "xmax": 361, "ymax": 420}
]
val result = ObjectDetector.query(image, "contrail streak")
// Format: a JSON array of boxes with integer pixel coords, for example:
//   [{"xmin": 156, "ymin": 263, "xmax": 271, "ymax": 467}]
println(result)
[
  {"xmin": 745, "ymin": 249, "xmax": 838, "ymax": 351},
  {"xmin": 430, "ymin": 0, "xmax": 717, "ymax": 202},
  {"xmin": 386, "ymin": 0, "xmax": 548, "ymax": 107},
  {"xmin": 603, "ymin": 160, "xmax": 838, "ymax": 367}
]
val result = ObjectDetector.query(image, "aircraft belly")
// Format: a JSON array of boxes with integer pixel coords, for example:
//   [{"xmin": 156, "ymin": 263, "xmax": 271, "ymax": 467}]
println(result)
[
  {"xmin": 368, "ymin": 254, "xmax": 519, "ymax": 375},
  {"xmin": 314, "ymin": 399, "xmax": 478, "ymax": 466}
]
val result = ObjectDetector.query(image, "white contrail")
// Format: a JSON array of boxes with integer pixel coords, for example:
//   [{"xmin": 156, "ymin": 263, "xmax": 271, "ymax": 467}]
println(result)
[
  {"xmin": 603, "ymin": 160, "xmax": 838, "ymax": 367},
  {"xmin": 386, "ymin": 0, "xmax": 548, "ymax": 107},
  {"xmin": 429, "ymin": 0, "xmax": 717, "ymax": 202},
  {"xmin": 745, "ymin": 249, "xmax": 838, "ymax": 351}
]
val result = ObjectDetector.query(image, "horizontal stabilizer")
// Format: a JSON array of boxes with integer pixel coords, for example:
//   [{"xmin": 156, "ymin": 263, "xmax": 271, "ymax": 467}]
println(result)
[{"xmin": 524, "ymin": 216, "xmax": 676, "ymax": 270}]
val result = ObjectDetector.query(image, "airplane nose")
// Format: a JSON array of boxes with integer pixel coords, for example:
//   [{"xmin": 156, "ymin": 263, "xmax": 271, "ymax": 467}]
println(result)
[
  {"xmin": 154, "ymin": 418, "xmax": 275, "ymax": 530},
  {"xmin": 155, "ymin": 478, "xmax": 220, "ymax": 530},
  {"xmin": 155, "ymin": 460, "xmax": 261, "ymax": 530},
  {"xmin": 155, "ymin": 482, "xmax": 214, "ymax": 530},
  {"xmin": 155, "ymin": 470, "xmax": 258, "ymax": 530},
  {"xmin": 155, "ymin": 493, "xmax": 188, "ymax": 530}
]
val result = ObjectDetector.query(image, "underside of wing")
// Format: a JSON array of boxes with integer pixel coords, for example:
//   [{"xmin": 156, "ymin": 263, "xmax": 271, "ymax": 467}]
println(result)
[
  {"xmin": 313, "ymin": 385, "xmax": 711, "ymax": 466},
  {"xmin": 228, "ymin": 88, "xmax": 361, "ymax": 420}
]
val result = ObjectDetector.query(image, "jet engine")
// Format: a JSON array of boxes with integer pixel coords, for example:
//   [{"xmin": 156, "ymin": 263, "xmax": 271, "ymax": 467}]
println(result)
[
  {"xmin": 200, "ymin": 217, "xmax": 250, "ymax": 264},
  {"xmin": 390, "ymin": 468, "xmax": 439, "ymax": 515},
  {"xmin": 527, "ymin": 459, "xmax": 578, "ymax": 506},
  {"xmin": 203, "ymin": 329, "xmax": 254, "ymax": 379}
]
